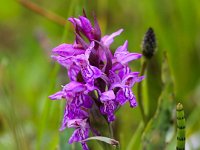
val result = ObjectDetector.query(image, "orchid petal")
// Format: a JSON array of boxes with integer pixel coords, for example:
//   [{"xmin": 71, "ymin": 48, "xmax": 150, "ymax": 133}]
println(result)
[
  {"xmin": 69, "ymin": 128, "xmax": 89, "ymax": 144},
  {"xmin": 129, "ymin": 94, "xmax": 137, "ymax": 107},
  {"xmin": 49, "ymin": 91, "xmax": 65, "ymax": 100},
  {"xmin": 51, "ymin": 55, "xmax": 73, "ymax": 69},
  {"xmin": 122, "ymin": 73, "xmax": 144, "ymax": 87},
  {"xmin": 68, "ymin": 65, "xmax": 80, "ymax": 81},
  {"xmin": 116, "ymin": 89, "xmax": 128, "ymax": 105},
  {"xmin": 85, "ymin": 41, "xmax": 95, "ymax": 59},
  {"xmin": 100, "ymin": 90, "xmax": 115, "ymax": 102},
  {"xmin": 117, "ymin": 53, "xmax": 142, "ymax": 64},
  {"xmin": 63, "ymin": 81, "xmax": 86, "ymax": 93},
  {"xmin": 52, "ymin": 44, "xmax": 75, "ymax": 56},
  {"xmin": 68, "ymin": 18, "xmax": 82, "ymax": 28},
  {"xmin": 118, "ymin": 66, "xmax": 131, "ymax": 79},
  {"xmin": 74, "ymin": 94, "xmax": 93, "ymax": 108},
  {"xmin": 52, "ymin": 43, "xmax": 84, "ymax": 57},
  {"xmin": 81, "ymin": 142, "xmax": 89, "ymax": 150},
  {"xmin": 109, "ymin": 70, "xmax": 121, "ymax": 85},
  {"xmin": 101, "ymin": 29, "xmax": 123, "ymax": 47},
  {"xmin": 79, "ymin": 16, "xmax": 93, "ymax": 39},
  {"xmin": 115, "ymin": 40, "xmax": 128, "ymax": 53},
  {"xmin": 100, "ymin": 100, "xmax": 117, "ymax": 122}
]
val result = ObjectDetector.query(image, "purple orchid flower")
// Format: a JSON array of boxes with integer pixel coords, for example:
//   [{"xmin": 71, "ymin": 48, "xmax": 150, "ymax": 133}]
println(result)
[{"xmin": 49, "ymin": 13, "xmax": 144, "ymax": 150}]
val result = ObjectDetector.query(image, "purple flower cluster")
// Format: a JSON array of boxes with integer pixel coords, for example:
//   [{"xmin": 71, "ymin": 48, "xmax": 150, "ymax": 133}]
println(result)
[{"xmin": 49, "ymin": 14, "xmax": 144, "ymax": 150}]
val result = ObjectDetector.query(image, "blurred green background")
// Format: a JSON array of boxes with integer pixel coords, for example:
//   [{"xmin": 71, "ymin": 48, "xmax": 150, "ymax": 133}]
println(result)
[{"xmin": 0, "ymin": 0, "xmax": 200, "ymax": 150}]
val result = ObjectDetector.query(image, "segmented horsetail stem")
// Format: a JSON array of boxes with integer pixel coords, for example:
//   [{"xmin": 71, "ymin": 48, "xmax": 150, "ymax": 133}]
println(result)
[{"xmin": 176, "ymin": 103, "xmax": 186, "ymax": 150}]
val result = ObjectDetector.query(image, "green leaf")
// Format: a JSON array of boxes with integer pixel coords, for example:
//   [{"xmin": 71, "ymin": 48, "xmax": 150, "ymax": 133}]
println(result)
[
  {"xmin": 126, "ymin": 122, "xmax": 143, "ymax": 150},
  {"xmin": 82, "ymin": 136, "xmax": 120, "ymax": 149},
  {"xmin": 82, "ymin": 136, "xmax": 119, "ymax": 145},
  {"xmin": 145, "ymin": 54, "xmax": 163, "ymax": 121},
  {"xmin": 142, "ymin": 53, "xmax": 176, "ymax": 150}
]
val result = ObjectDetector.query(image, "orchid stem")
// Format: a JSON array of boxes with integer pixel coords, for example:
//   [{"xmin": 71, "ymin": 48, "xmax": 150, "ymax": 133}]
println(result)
[
  {"xmin": 138, "ymin": 59, "xmax": 147, "ymax": 124},
  {"xmin": 108, "ymin": 122, "xmax": 114, "ymax": 139},
  {"xmin": 116, "ymin": 144, "xmax": 121, "ymax": 150}
]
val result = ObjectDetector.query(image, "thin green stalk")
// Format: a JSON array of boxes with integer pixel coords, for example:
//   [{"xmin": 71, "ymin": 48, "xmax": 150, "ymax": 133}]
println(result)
[
  {"xmin": 109, "ymin": 122, "xmax": 114, "ymax": 139},
  {"xmin": 37, "ymin": 64, "xmax": 60, "ymax": 150},
  {"xmin": 137, "ymin": 59, "xmax": 148, "ymax": 124},
  {"xmin": 115, "ymin": 143, "xmax": 121, "ymax": 150}
]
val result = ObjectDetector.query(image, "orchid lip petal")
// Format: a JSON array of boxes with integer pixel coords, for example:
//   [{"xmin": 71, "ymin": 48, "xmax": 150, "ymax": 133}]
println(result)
[
  {"xmin": 116, "ymin": 89, "xmax": 128, "ymax": 105},
  {"xmin": 129, "ymin": 94, "xmax": 137, "ymax": 107}
]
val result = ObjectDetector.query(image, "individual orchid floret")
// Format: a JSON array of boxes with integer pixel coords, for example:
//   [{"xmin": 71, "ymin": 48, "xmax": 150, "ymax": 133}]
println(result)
[
  {"xmin": 67, "ymin": 118, "xmax": 90, "ymax": 150},
  {"xmin": 99, "ymin": 90, "xmax": 118, "ymax": 122},
  {"xmin": 111, "ymin": 41, "xmax": 142, "ymax": 72},
  {"xmin": 60, "ymin": 104, "xmax": 89, "ymax": 131},
  {"xmin": 114, "ymin": 40, "xmax": 142, "ymax": 64},
  {"xmin": 118, "ymin": 74, "xmax": 144, "ymax": 107},
  {"xmin": 49, "ymin": 81, "xmax": 93, "ymax": 132},
  {"xmin": 49, "ymin": 81, "xmax": 93, "ymax": 108},
  {"xmin": 51, "ymin": 42, "xmax": 85, "ymax": 69},
  {"xmin": 116, "ymin": 87, "xmax": 137, "ymax": 107},
  {"xmin": 73, "ymin": 42, "xmax": 102, "ymax": 84}
]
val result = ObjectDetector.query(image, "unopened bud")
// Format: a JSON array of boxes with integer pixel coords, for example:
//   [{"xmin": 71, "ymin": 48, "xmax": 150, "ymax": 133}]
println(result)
[{"xmin": 142, "ymin": 27, "xmax": 156, "ymax": 59}]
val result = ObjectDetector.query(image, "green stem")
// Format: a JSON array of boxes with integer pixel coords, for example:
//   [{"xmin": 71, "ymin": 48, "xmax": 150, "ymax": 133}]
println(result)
[
  {"xmin": 108, "ymin": 122, "xmax": 114, "ymax": 139},
  {"xmin": 116, "ymin": 144, "xmax": 121, "ymax": 150},
  {"xmin": 137, "ymin": 59, "xmax": 148, "ymax": 124}
]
